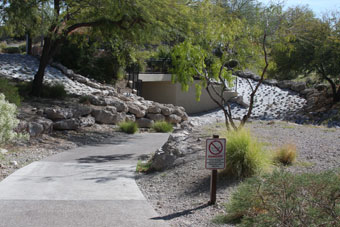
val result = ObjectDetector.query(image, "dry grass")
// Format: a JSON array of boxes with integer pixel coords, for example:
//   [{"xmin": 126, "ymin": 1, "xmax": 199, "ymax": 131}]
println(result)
[{"xmin": 274, "ymin": 144, "xmax": 297, "ymax": 165}]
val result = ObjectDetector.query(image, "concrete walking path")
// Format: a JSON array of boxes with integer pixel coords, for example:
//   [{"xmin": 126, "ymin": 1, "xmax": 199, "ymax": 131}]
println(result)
[{"xmin": 0, "ymin": 133, "xmax": 170, "ymax": 227}]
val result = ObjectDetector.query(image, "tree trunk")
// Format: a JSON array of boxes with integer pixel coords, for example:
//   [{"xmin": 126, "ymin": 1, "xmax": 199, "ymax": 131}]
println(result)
[
  {"xmin": 323, "ymin": 75, "xmax": 340, "ymax": 105},
  {"xmin": 26, "ymin": 32, "xmax": 32, "ymax": 55},
  {"xmin": 31, "ymin": 37, "xmax": 53, "ymax": 97}
]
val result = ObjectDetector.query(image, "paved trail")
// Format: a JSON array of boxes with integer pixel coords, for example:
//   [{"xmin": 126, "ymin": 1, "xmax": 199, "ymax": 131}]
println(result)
[{"xmin": 0, "ymin": 133, "xmax": 169, "ymax": 227}]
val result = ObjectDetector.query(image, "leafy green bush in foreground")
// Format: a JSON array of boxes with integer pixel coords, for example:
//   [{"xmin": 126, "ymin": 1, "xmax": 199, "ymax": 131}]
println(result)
[
  {"xmin": 152, "ymin": 121, "xmax": 173, "ymax": 133},
  {"xmin": 119, "ymin": 121, "xmax": 138, "ymax": 134},
  {"xmin": 220, "ymin": 170, "xmax": 340, "ymax": 226},
  {"xmin": 221, "ymin": 129, "xmax": 271, "ymax": 178}
]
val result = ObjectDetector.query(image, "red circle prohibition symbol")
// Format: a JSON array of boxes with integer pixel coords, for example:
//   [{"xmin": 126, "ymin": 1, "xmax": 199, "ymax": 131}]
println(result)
[{"xmin": 209, "ymin": 141, "xmax": 223, "ymax": 155}]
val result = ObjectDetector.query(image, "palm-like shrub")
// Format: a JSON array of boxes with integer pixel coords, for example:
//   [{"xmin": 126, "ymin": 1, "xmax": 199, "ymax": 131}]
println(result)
[{"xmin": 221, "ymin": 129, "xmax": 271, "ymax": 178}]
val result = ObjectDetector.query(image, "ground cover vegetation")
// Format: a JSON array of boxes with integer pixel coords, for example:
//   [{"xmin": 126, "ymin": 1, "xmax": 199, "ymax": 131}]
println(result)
[{"xmin": 215, "ymin": 169, "xmax": 340, "ymax": 226}]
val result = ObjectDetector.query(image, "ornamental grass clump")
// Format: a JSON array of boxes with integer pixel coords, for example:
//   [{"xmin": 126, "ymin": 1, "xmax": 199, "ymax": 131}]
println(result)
[
  {"xmin": 119, "ymin": 121, "xmax": 138, "ymax": 134},
  {"xmin": 152, "ymin": 121, "xmax": 173, "ymax": 133},
  {"xmin": 274, "ymin": 143, "xmax": 297, "ymax": 165},
  {"xmin": 219, "ymin": 170, "xmax": 340, "ymax": 226},
  {"xmin": 221, "ymin": 129, "xmax": 271, "ymax": 178}
]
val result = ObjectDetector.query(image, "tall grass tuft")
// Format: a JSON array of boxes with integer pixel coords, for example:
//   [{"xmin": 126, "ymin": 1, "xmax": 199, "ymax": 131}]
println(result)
[
  {"xmin": 274, "ymin": 143, "xmax": 297, "ymax": 165},
  {"xmin": 221, "ymin": 129, "xmax": 271, "ymax": 178},
  {"xmin": 152, "ymin": 121, "xmax": 173, "ymax": 133},
  {"xmin": 119, "ymin": 121, "xmax": 138, "ymax": 134}
]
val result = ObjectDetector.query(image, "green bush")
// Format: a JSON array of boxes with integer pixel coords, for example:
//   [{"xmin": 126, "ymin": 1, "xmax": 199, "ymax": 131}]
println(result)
[
  {"xmin": 222, "ymin": 170, "xmax": 340, "ymax": 226},
  {"xmin": 152, "ymin": 121, "xmax": 173, "ymax": 133},
  {"xmin": 0, "ymin": 78, "xmax": 21, "ymax": 106},
  {"xmin": 3, "ymin": 46, "xmax": 21, "ymax": 54},
  {"xmin": 119, "ymin": 121, "xmax": 138, "ymax": 134},
  {"xmin": 221, "ymin": 129, "xmax": 271, "ymax": 178},
  {"xmin": 0, "ymin": 93, "xmax": 20, "ymax": 145}
]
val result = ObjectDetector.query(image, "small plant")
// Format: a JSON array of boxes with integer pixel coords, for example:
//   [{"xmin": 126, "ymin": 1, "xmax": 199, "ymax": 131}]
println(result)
[
  {"xmin": 79, "ymin": 95, "xmax": 92, "ymax": 104},
  {"xmin": 0, "ymin": 78, "xmax": 21, "ymax": 106},
  {"xmin": 221, "ymin": 170, "xmax": 340, "ymax": 226},
  {"xmin": 119, "ymin": 121, "xmax": 138, "ymax": 134},
  {"xmin": 152, "ymin": 121, "xmax": 173, "ymax": 133},
  {"xmin": 136, "ymin": 160, "xmax": 152, "ymax": 172},
  {"xmin": 221, "ymin": 129, "xmax": 271, "ymax": 178},
  {"xmin": 274, "ymin": 143, "xmax": 297, "ymax": 165}
]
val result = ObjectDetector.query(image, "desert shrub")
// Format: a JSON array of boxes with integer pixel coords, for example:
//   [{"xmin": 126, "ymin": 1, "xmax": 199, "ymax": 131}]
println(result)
[
  {"xmin": 152, "ymin": 121, "xmax": 173, "ymax": 133},
  {"xmin": 119, "ymin": 121, "xmax": 138, "ymax": 134},
  {"xmin": 3, "ymin": 46, "xmax": 21, "ymax": 54},
  {"xmin": 0, "ymin": 93, "xmax": 20, "ymax": 145},
  {"xmin": 221, "ymin": 129, "xmax": 271, "ymax": 178},
  {"xmin": 0, "ymin": 78, "xmax": 21, "ymax": 106},
  {"xmin": 79, "ymin": 95, "xmax": 92, "ymax": 104},
  {"xmin": 274, "ymin": 143, "xmax": 297, "ymax": 165},
  {"xmin": 222, "ymin": 170, "xmax": 340, "ymax": 226}
]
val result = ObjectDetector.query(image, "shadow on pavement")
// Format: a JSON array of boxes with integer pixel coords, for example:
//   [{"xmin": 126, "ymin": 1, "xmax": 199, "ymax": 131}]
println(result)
[
  {"xmin": 151, "ymin": 203, "xmax": 210, "ymax": 221},
  {"xmin": 76, "ymin": 154, "xmax": 134, "ymax": 163}
]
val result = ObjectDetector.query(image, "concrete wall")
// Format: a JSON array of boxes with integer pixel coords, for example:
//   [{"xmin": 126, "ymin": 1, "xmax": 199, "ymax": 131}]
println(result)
[{"xmin": 141, "ymin": 79, "xmax": 237, "ymax": 114}]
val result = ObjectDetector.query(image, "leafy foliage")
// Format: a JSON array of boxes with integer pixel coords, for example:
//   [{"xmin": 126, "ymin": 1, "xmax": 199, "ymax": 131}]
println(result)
[
  {"xmin": 0, "ymin": 93, "xmax": 20, "ymax": 145},
  {"xmin": 221, "ymin": 129, "xmax": 271, "ymax": 178},
  {"xmin": 119, "ymin": 121, "xmax": 138, "ymax": 134},
  {"xmin": 269, "ymin": 7, "xmax": 340, "ymax": 103},
  {"xmin": 170, "ymin": 0, "xmax": 269, "ymax": 130},
  {"xmin": 0, "ymin": 78, "xmax": 21, "ymax": 106},
  {"xmin": 223, "ymin": 170, "xmax": 340, "ymax": 226},
  {"xmin": 152, "ymin": 121, "xmax": 173, "ymax": 133}
]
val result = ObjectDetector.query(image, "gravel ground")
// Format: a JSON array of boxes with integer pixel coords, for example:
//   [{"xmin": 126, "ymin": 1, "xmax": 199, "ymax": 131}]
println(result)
[{"xmin": 136, "ymin": 120, "xmax": 340, "ymax": 227}]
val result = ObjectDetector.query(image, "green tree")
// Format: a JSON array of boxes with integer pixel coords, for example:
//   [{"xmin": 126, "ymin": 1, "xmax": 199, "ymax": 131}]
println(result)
[
  {"xmin": 1, "ymin": 0, "xmax": 183, "ymax": 96},
  {"xmin": 269, "ymin": 7, "xmax": 340, "ymax": 104},
  {"xmin": 171, "ymin": 0, "xmax": 271, "ymax": 130}
]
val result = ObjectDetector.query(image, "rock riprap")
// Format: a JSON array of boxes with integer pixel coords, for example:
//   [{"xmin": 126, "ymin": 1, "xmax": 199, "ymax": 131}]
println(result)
[
  {"xmin": 0, "ymin": 54, "xmax": 111, "ymax": 96},
  {"xmin": 0, "ymin": 54, "xmax": 189, "ymax": 137},
  {"xmin": 191, "ymin": 72, "xmax": 308, "ymax": 126}
]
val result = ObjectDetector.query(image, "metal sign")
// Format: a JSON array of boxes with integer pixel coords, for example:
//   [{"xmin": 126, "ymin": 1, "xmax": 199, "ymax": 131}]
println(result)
[{"xmin": 205, "ymin": 138, "xmax": 226, "ymax": 170}]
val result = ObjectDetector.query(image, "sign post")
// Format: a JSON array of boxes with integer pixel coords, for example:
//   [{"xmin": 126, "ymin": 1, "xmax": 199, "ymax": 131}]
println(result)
[{"xmin": 206, "ymin": 135, "xmax": 226, "ymax": 205}]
